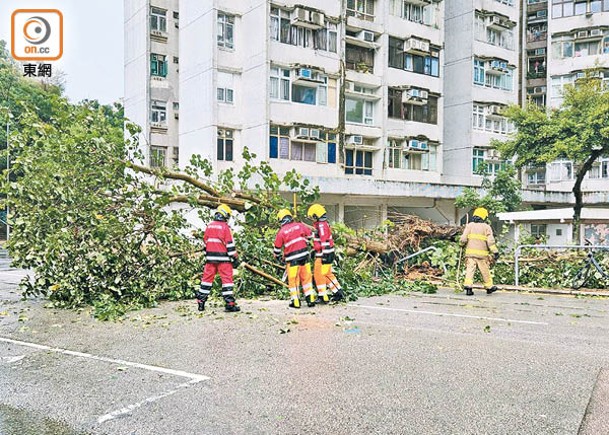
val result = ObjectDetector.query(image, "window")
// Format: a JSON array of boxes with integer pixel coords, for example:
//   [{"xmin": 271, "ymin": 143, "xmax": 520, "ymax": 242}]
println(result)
[
  {"xmin": 345, "ymin": 44, "xmax": 375, "ymax": 72},
  {"xmin": 346, "ymin": 0, "xmax": 375, "ymax": 21},
  {"xmin": 217, "ymin": 13, "xmax": 234, "ymax": 49},
  {"xmin": 150, "ymin": 54, "xmax": 167, "ymax": 77},
  {"xmin": 390, "ymin": 0, "xmax": 437, "ymax": 26},
  {"xmin": 551, "ymin": 74, "xmax": 575, "ymax": 105},
  {"xmin": 527, "ymin": 167, "xmax": 546, "ymax": 184},
  {"xmin": 474, "ymin": 12, "xmax": 515, "ymax": 50},
  {"xmin": 472, "ymin": 104, "xmax": 513, "ymax": 134},
  {"xmin": 150, "ymin": 7, "xmax": 167, "ymax": 32},
  {"xmin": 388, "ymin": 140, "xmax": 438, "ymax": 171},
  {"xmin": 217, "ymin": 128, "xmax": 234, "ymax": 161},
  {"xmin": 387, "ymin": 88, "xmax": 438, "ymax": 125},
  {"xmin": 269, "ymin": 126, "xmax": 337, "ymax": 163},
  {"xmin": 345, "ymin": 149, "xmax": 373, "ymax": 175},
  {"xmin": 270, "ymin": 67, "xmax": 290, "ymax": 101},
  {"xmin": 151, "ymin": 100, "xmax": 167, "ymax": 124},
  {"xmin": 150, "ymin": 146, "xmax": 166, "ymax": 168},
  {"xmin": 292, "ymin": 75, "xmax": 327, "ymax": 106},
  {"xmin": 553, "ymin": 0, "xmax": 609, "ymax": 17},
  {"xmin": 474, "ymin": 59, "xmax": 485, "ymax": 85},
  {"xmin": 270, "ymin": 7, "xmax": 337, "ymax": 53},
  {"xmin": 217, "ymin": 87, "xmax": 234, "ymax": 104},
  {"xmin": 472, "ymin": 148, "xmax": 485, "ymax": 173},
  {"xmin": 527, "ymin": 23, "xmax": 547, "ymax": 43},
  {"xmin": 173, "ymin": 56, "xmax": 179, "ymax": 64},
  {"xmin": 547, "ymin": 160, "xmax": 573, "ymax": 182},
  {"xmin": 531, "ymin": 224, "xmax": 547, "ymax": 238},
  {"xmin": 388, "ymin": 38, "xmax": 440, "ymax": 77},
  {"xmin": 387, "ymin": 139, "xmax": 407, "ymax": 169},
  {"xmin": 346, "ymin": 98, "xmax": 374, "ymax": 125}
]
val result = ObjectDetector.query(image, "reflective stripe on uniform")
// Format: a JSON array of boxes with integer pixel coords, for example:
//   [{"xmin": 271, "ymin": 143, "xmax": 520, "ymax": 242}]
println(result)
[
  {"xmin": 285, "ymin": 250, "xmax": 309, "ymax": 262},
  {"xmin": 467, "ymin": 234, "xmax": 488, "ymax": 241},
  {"xmin": 285, "ymin": 237, "xmax": 307, "ymax": 248},
  {"xmin": 207, "ymin": 238, "xmax": 224, "ymax": 244},
  {"xmin": 465, "ymin": 248, "xmax": 489, "ymax": 256}
]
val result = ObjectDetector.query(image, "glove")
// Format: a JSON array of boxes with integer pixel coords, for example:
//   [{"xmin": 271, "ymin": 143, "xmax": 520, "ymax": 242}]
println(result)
[
  {"xmin": 493, "ymin": 252, "xmax": 499, "ymax": 261},
  {"xmin": 231, "ymin": 257, "xmax": 241, "ymax": 267}
]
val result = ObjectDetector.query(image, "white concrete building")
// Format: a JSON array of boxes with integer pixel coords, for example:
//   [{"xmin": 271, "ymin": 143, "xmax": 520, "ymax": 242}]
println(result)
[
  {"xmin": 176, "ymin": 0, "xmax": 455, "ymax": 227},
  {"xmin": 444, "ymin": 0, "xmax": 520, "ymax": 185},
  {"xmin": 521, "ymin": 0, "xmax": 609, "ymax": 194},
  {"xmin": 125, "ymin": 0, "xmax": 180, "ymax": 168},
  {"xmin": 125, "ymin": 0, "xmax": 608, "ymax": 230}
]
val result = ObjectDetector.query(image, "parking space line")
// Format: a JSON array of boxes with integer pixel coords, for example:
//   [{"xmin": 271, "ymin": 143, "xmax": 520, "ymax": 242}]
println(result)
[
  {"xmin": 352, "ymin": 304, "xmax": 549, "ymax": 326},
  {"xmin": 97, "ymin": 379, "xmax": 201, "ymax": 423},
  {"xmin": 0, "ymin": 336, "xmax": 211, "ymax": 424},
  {"xmin": 0, "ymin": 337, "xmax": 209, "ymax": 382}
]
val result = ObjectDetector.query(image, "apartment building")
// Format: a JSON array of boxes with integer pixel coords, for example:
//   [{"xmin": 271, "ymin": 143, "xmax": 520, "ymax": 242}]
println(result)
[
  {"xmin": 173, "ymin": 0, "xmax": 457, "ymax": 227},
  {"xmin": 521, "ymin": 0, "xmax": 609, "ymax": 193},
  {"xmin": 126, "ymin": 0, "xmax": 607, "ymax": 229},
  {"xmin": 125, "ymin": 0, "xmax": 180, "ymax": 168},
  {"xmin": 444, "ymin": 0, "xmax": 520, "ymax": 185}
]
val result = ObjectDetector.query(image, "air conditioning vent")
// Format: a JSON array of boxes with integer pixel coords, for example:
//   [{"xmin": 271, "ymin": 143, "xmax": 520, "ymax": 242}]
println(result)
[
  {"xmin": 404, "ymin": 38, "xmax": 430, "ymax": 54},
  {"xmin": 346, "ymin": 135, "xmax": 363, "ymax": 145},
  {"xmin": 358, "ymin": 30, "xmax": 375, "ymax": 42}
]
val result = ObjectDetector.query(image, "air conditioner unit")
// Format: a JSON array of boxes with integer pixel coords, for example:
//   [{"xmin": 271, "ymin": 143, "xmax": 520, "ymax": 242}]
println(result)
[
  {"xmin": 309, "ymin": 129, "xmax": 321, "ymax": 140},
  {"xmin": 292, "ymin": 7, "xmax": 308, "ymax": 23},
  {"xmin": 310, "ymin": 11, "xmax": 325, "ymax": 26},
  {"xmin": 486, "ymin": 149, "xmax": 501, "ymax": 160},
  {"xmin": 407, "ymin": 139, "xmax": 428, "ymax": 151},
  {"xmin": 347, "ymin": 135, "xmax": 363, "ymax": 145},
  {"xmin": 489, "ymin": 60, "xmax": 509, "ymax": 72},
  {"xmin": 296, "ymin": 127, "xmax": 310, "ymax": 138},
  {"xmin": 404, "ymin": 38, "xmax": 429, "ymax": 53},
  {"xmin": 534, "ymin": 86, "xmax": 545, "ymax": 94},
  {"xmin": 575, "ymin": 72, "xmax": 586, "ymax": 79},
  {"xmin": 576, "ymin": 30, "xmax": 588, "ymax": 39},
  {"xmin": 488, "ymin": 15, "xmax": 507, "ymax": 27},
  {"xmin": 590, "ymin": 28, "xmax": 603, "ymax": 37},
  {"xmin": 537, "ymin": 10, "xmax": 547, "ymax": 18},
  {"xmin": 296, "ymin": 68, "xmax": 312, "ymax": 79},
  {"xmin": 358, "ymin": 30, "xmax": 375, "ymax": 43},
  {"xmin": 486, "ymin": 105, "xmax": 503, "ymax": 116},
  {"xmin": 534, "ymin": 48, "xmax": 546, "ymax": 55},
  {"xmin": 344, "ymin": 81, "xmax": 353, "ymax": 92}
]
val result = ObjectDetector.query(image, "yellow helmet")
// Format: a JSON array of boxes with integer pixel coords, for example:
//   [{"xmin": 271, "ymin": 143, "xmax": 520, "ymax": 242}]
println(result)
[
  {"xmin": 473, "ymin": 207, "xmax": 489, "ymax": 220},
  {"xmin": 277, "ymin": 209, "xmax": 293, "ymax": 222},
  {"xmin": 217, "ymin": 204, "xmax": 232, "ymax": 219},
  {"xmin": 307, "ymin": 204, "xmax": 326, "ymax": 220}
]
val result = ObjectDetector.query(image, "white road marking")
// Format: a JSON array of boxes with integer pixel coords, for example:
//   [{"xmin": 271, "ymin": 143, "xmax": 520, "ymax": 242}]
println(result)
[
  {"xmin": 0, "ymin": 337, "xmax": 209, "ymax": 382},
  {"xmin": 0, "ymin": 336, "xmax": 210, "ymax": 423},
  {"xmin": 97, "ymin": 379, "xmax": 201, "ymax": 423},
  {"xmin": 353, "ymin": 304, "xmax": 549, "ymax": 326},
  {"xmin": 0, "ymin": 355, "xmax": 25, "ymax": 363}
]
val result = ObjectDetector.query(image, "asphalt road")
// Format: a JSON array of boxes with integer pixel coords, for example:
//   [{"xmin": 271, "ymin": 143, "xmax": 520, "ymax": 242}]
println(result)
[{"xmin": 1, "ymin": 268, "xmax": 608, "ymax": 435}]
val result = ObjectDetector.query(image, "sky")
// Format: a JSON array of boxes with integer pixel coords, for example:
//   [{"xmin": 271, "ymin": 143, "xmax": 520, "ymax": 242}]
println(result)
[{"xmin": 0, "ymin": 0, "xmax": 124, "ymax": 104}]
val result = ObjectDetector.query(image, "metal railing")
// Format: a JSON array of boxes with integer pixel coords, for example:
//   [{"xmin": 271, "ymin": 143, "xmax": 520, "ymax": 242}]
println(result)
[{"xmin": 514, "ymin": 244, "xmax": 609, "ymax": 286}]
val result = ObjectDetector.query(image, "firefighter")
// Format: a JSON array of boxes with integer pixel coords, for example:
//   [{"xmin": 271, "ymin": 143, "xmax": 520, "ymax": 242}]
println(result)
[
  {"xmin": 459, "ymin": 207, "xmax": 499, "ymax": 296},
  {"xmin": 307, "ymin": 204, "xmax": 345, "ymax": 303},
  {"xmin": 273, "ymin": 209, "xmax": 316, "ymax": 308},
  {"xmin": 195, "ymin": 204, "xmax": 241, "ymax": 312}
]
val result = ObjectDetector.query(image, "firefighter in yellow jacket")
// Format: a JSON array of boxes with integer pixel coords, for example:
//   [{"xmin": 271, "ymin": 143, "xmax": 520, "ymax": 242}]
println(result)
[{"xmin": 459, "ymin": 207, "xmax": 499, "ymax": 296}]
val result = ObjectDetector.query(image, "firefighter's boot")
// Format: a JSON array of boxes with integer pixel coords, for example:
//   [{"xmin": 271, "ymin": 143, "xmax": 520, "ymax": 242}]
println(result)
[
  {"xmin": 289, "ymin": 298, "xmax": 301, "ymax": 309},
  {"xmin": 307, "ymin": 293, "xmax": 316, "ymax": 307},
  {"xmin": 486, "ymin": 286, "xmax": 498, "ymax": 295},
  {"xmin": 464, "ymin": 287, "xmax": 474, "ymax": 296},
  {"xmin": 331, "ymin": 289, "xmax": 345, "ymax": 302},
  {"xmin": 195, "ymin": 291, "xmax": 208, "ymax": 311},
  {"xmin": 317, "ymin": 293, "xmax": 330, "ymax": 304},
  {"xmin": 224, "ymin": 295, "xmax": 241, "ymax": 312}
]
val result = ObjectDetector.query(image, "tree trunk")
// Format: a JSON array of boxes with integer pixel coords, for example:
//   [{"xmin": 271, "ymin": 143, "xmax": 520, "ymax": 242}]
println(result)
[{"xmin": 572, "ymin": 151, "xmax": 602, "ymax": 243}]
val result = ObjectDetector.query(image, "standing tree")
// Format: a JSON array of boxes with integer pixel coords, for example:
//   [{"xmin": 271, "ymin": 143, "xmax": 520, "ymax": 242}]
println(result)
[{"xmin": 495, "ymin": 70, "xmax": 609, "ymax": 241}]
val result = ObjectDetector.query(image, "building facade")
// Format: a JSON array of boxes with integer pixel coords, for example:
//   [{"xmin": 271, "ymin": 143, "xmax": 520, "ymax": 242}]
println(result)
[
  {"xmin": 125, "ymin": 0, "xmax": 608, "ymax": 229},
  {"xmin": 521, "ymin": 0, "xmax": 609, "ymax": 193}
]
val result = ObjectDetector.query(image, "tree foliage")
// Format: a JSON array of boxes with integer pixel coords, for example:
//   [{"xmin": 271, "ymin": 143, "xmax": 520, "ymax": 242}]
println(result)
[
  {"xmin": 455, "ymin": 165, "xmax": 522, "ymax": 216},
  {"xmin": 495, "ymin": 70, "xmax": 609, "ymax": 239}
]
